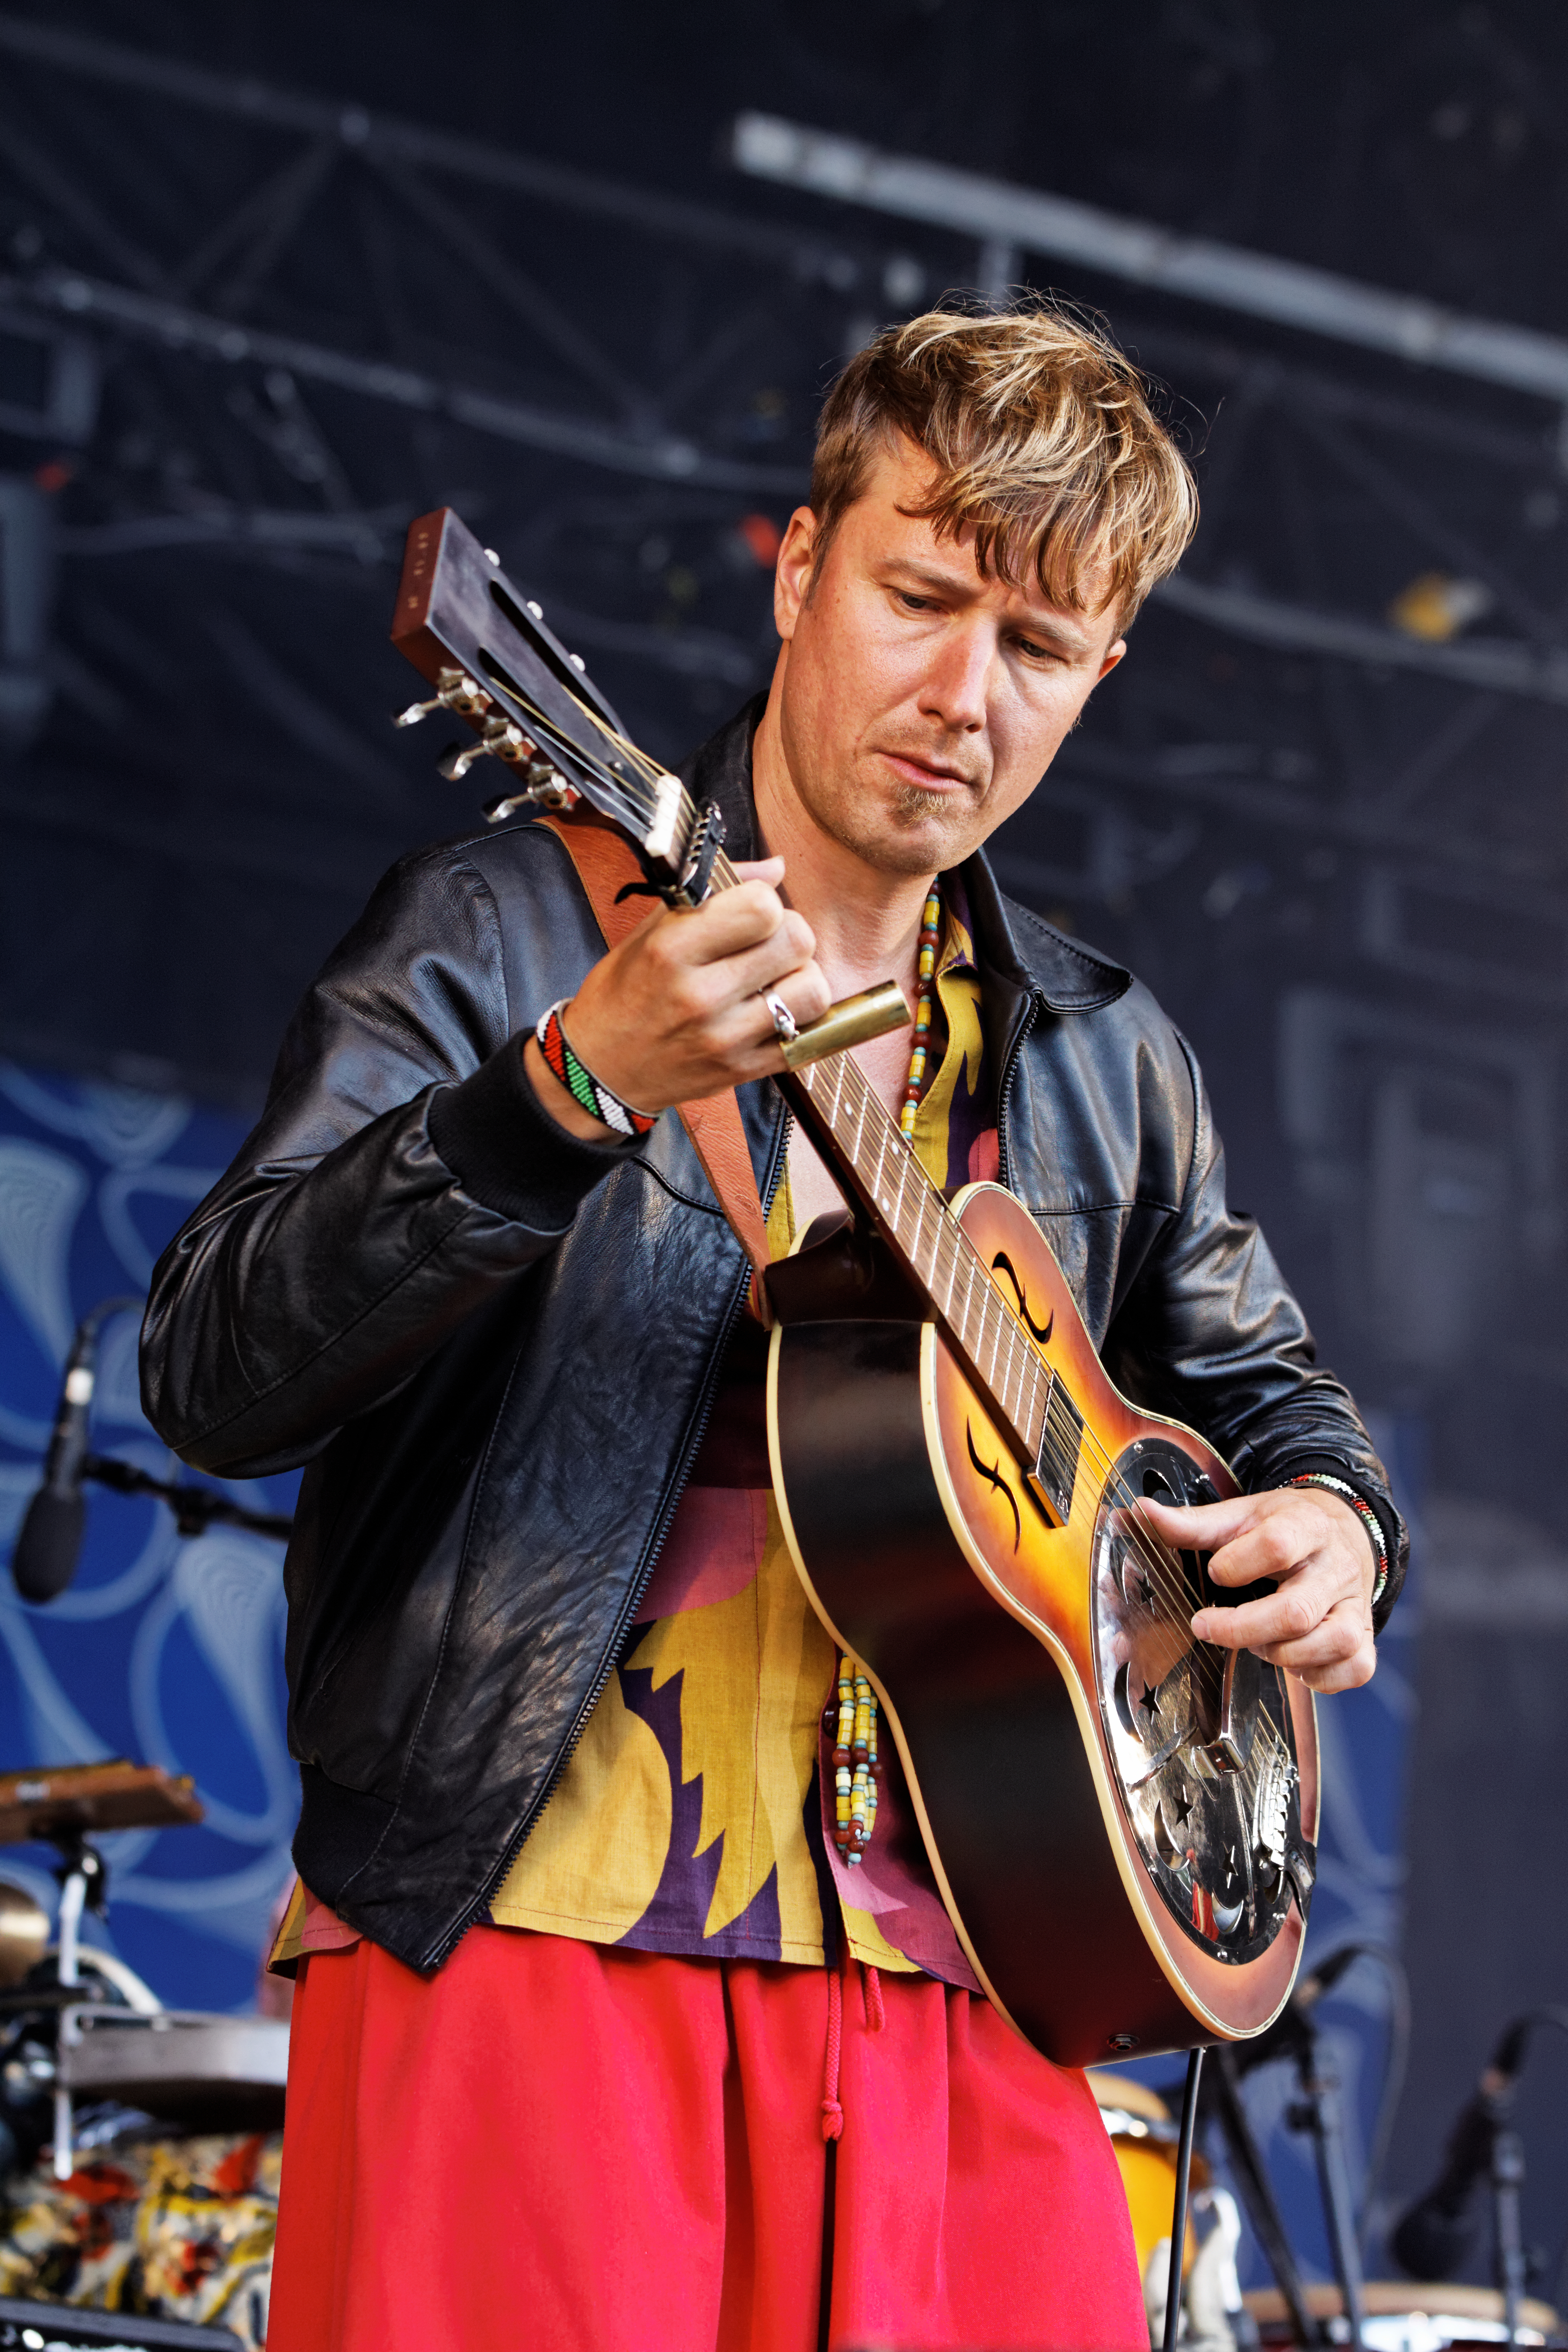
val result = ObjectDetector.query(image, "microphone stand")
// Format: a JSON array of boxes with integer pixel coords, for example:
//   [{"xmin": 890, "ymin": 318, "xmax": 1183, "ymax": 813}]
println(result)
[
  {"xmin": 1219, "ymin": 1947, "xmax": 1388, "ymax": 2349},
  {"xmin": 1204, "ymin": 2049, "xmax": 1327, "ymax": 2348},
  {"xmin": 80, "ymin": 1454, "xmax": 294, "ymax": 1543},
  {"xmin": 1287, "ymin": 2038, "xmax": 1369, "ymax": 2352}
]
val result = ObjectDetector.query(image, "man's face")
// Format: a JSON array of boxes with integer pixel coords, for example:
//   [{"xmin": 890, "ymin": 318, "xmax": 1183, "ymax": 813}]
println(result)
[{"xmin": 769, "ymin": 434, "xmax": 1127, "ymax": 878}]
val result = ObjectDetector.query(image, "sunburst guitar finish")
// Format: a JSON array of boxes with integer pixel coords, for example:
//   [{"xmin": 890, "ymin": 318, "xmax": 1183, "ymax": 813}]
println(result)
[{"xmin": 767, "ymin": 1182, "xmax": 1319, "ymax": 2068}]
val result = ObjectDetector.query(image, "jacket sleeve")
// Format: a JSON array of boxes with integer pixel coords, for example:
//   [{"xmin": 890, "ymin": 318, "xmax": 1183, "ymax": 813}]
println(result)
[
  {"xmin": 139, "ymin": 842, "xmax": 632, "ymax": 1480},
  {"xmin": 1103, "ymin": 1031, "xmax": 1408, "ymax": 1629}
]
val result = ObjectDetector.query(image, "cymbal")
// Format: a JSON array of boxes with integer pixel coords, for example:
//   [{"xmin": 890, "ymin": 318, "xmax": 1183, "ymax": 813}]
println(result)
[
  {"xmin": 1245, "ymin": 2280, "xmax": 1560, "ymax": 2335},
  {"xmin": 0, "ymin": 1760, "xmax": 204, "ymax": 1847},
  {"xmin": 0, "ymin": 1878, "xmax": 49, "ymax": 1988}
]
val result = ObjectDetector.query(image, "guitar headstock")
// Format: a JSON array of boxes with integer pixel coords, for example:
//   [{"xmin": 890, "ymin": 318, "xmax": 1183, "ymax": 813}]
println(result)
[{"xmin": 392, "ymin": 507, "xmax": 643, "ymax": 829}]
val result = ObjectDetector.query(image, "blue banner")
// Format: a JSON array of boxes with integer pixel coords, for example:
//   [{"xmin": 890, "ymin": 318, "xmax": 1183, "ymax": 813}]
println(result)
[{"xmin": 0, "ymin": 1062, "xmax": 297, "ymax": 2015}]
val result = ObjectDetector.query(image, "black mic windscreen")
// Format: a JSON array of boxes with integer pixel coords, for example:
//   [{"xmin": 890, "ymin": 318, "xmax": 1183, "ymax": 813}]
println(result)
[
  {"xmin": 1390, "ymin": 2200, "xmax": 1475, "ymax": 2283},
  {"xmin": 11, "ymin": 1485, "xmax": 86, "ymax": 1603}
]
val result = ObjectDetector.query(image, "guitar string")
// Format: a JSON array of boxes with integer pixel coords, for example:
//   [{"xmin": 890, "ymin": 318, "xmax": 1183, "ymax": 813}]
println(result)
[
  {"xmin": 808, "ymin": 1050, "xmax": 1249, "ymax": 1711},
  {"xmin": 491, "ymin": 685, "xmax": 1292, "ymax": 1779}
]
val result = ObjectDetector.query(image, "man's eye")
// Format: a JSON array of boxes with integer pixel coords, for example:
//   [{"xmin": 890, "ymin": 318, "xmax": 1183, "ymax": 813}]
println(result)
[
  {"xmin": 897, "ymin": 591, "xmax": 937, "ymax": 612},
  {"xmin": 1015, "ymin": 637, "xmax": 1061, "ymax": 663}
]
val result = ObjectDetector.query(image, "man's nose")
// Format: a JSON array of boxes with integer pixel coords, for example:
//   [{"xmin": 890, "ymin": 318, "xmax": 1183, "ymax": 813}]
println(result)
[{"xmin": 918, "ymin": 620, "xmax": 993, "ymax": 733}]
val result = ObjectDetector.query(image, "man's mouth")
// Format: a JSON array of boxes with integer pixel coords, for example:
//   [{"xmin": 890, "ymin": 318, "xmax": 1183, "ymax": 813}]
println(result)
[{"xmin": 878, "ymin": 749, "xmax": 979, "ymax": 792}]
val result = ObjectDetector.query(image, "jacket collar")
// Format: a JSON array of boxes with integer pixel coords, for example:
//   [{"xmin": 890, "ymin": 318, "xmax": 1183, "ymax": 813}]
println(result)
[{"xmin": 682, "ymin": 695, "xmax": 1131, "ymax": 1018}]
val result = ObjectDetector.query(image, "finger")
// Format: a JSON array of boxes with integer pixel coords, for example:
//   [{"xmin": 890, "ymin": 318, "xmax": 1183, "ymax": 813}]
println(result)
[
  {"xmin": 1294, "ymin": 1635, "xmax": 1378, "ymax": 1695},
  {"xmin": 1254, "ymin": 1606, "xmax": 1375, "ymax": 1688},
  {"xmin": 1136, "ymin": 1494, "xmax": 1263, "ymax": 1550},
  {"xmin": 730, "ymin": 856, "xmax": 785, "ymax": 886},
  {"xmin": 696, "ymin": 966, "xmax": 836, "ymax": 1065},
  {"xmin": 738, "ymin": 966, "xmax": 835, "ymax": 1044},
  {"xmin": 698, "ymin": 923, "xmax": 828, "ymax": 1013},
  {"xmin": 1190, "ymin": 1563, "xmax": 1340, "ymax": 1654},
  {"xmin": 1201, "ymin": 1515, "xmax": 1328, "ymax": 1592},
  {"xmin": 675, "ymin": 882, "xmax": 811, "ymax": 969}
]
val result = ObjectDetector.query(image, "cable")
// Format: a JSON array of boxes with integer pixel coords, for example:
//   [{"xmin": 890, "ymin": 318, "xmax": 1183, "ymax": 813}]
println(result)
[{"xmin": 1164, "ymin": 2047, "xmax": 1205, "ymax": 2352}]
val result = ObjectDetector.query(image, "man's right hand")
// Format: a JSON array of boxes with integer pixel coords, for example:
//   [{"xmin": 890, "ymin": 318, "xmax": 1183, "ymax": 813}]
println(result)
[{"xmin": 523, "ymin": 857, "xmax": 834, "ymax": 1142}]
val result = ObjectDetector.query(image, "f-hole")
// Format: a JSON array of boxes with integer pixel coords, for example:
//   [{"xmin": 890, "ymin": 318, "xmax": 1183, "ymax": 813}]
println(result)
[
  {"xmin": 991, "ymin": 1251, "xmax": 1054, "ymax": 1344},
  {"xmin": 966, "ymin": 1420, "xmax": 1022, "ymax": 1552}
]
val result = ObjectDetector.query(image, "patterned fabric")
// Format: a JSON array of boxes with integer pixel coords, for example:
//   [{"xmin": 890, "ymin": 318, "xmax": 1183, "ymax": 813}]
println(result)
[
  {"xmin": 0, "ymin": 2131, "xmax": 280, "ymax": 2347},
  {"xmin": 272, "ymin": 879, "xmax": 999, "ymax": 1987}
]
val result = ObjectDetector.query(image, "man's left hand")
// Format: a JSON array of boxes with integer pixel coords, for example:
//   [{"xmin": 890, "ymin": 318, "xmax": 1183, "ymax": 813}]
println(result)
[{"xmin": 1137, "ymin": 1488, "xmax": 1378, "ymax": 1695}]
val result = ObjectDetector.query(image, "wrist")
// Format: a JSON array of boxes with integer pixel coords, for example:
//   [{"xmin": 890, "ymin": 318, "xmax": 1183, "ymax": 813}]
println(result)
[
  {"xmin": 1286, "ymin": 1472, "xmax": 1388, "ymax": 1609},
  {"xmin": 522, "ymin": 1035, "xmax": 604, "ymax": 1143},
  {"xmin": 532, "ymin": 1002, "xmax": 657, "ymax": 1142}
]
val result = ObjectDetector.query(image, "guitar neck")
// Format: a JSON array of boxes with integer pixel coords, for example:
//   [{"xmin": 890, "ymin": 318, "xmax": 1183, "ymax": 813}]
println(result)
[{"xmin": 783, "ymin": 1048, "xmax": 1080, "ymax": 1499}]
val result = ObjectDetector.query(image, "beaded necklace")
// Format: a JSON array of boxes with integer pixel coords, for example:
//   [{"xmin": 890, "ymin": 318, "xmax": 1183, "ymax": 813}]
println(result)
[
  {"xmin": 899, "ymin": 884, "xmax": 943, "ymax": 1141},
  {"xmin": 834, "ymin": 881, "xmax": 941, "ymax": 1865}
]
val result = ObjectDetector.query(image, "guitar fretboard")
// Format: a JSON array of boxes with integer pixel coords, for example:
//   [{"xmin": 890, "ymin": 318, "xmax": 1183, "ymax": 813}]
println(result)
[{"xmin": 796, "ymin": 1047, "xmax": 1080, "ymax": 1495}]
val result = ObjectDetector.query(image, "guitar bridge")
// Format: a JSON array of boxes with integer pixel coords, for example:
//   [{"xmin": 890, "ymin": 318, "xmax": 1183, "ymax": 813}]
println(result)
[{"xmin": 1025, "ymin": 1373, "xmax": 1083, "ymax": 1526}]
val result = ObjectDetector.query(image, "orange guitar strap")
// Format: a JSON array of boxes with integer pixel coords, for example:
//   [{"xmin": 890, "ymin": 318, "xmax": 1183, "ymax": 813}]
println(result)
[{"xmin": 535, "ymin": 814, "xmax": 773, "ymax": 1291}]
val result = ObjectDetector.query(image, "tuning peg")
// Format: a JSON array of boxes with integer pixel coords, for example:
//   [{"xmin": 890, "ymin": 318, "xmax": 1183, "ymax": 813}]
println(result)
[
  {"xmin": 393, "ymin": 667, "xmax": 493, "ymax": 728},
  {"xmin": 438, "ymin": 714, "xmax": 542, "ymax": 784},
  {"xmin": 482, "ymin": 769, "xmax": 580, "ymax": 823}
]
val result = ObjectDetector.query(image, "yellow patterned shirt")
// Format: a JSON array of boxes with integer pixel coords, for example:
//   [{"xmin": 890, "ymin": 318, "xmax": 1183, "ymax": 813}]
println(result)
[{"xmin": 274, "ymin": 881, "xmax": 997, "ymax": 1985}]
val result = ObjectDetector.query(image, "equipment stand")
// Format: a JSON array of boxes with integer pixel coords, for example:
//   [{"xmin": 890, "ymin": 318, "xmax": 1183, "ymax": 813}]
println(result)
[
  {"xmin": 1205, "ymin": 2049, "xmax": 1327, "ymax": 2348},
  {"xmin": 1288, "ymin": 2049, "xmax": 1368, "ymax": 2352},
  {"xmin": 48, "ymin": 1832, "xmax": 108, "ymax": 2181},
  {"xmin": 1490, "ymin": 2126, "xmax": 1527, "ymax": 2346}
]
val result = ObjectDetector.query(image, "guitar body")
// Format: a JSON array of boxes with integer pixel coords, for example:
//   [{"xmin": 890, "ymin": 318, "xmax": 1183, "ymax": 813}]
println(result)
[{"xmin": 767, "ymin": 1181, "xmax": 1319, "ymax": 2067}]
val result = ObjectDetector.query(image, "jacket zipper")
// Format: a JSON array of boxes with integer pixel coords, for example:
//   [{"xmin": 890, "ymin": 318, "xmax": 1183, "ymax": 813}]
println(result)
[
  {"xmin": 996, "ymin": 984, "xmax": 1042, "ymax": 1195},
  {"xmin": 430, "ymin": 1095, "xmax": 793, "ymax": 1965}
]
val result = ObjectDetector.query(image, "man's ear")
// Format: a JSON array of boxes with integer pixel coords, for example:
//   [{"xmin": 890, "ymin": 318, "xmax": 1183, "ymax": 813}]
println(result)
[
  {"xmin": 1097, "ymin": 637, "xmax": 1128, "ymax": 682},
  {"xmin": 773, "ymin": 505, "xmax": 819, "ymax": 643}
]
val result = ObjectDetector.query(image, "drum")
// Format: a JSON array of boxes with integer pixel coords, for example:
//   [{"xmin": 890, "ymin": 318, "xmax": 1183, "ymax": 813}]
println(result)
[
  {"xmin": 1086, "ymin": 2067, "xmax": 1203, "ymax": 2283},
  {"xmin": 57, "ymin": 2009, "xmax": 289, "ymax": 2135},
  {"xmin": 1243, "ymin": 2279, "xmax": 1561, "ymax": 2347},
  {"xmin": 0, "ymin": 1885, "xmax": 48, "ymax": 1991}
]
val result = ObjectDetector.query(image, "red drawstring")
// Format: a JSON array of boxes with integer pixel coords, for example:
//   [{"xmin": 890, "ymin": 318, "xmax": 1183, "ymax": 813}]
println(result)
[
  {"xmin": 821, "ymin": 1965, "xmax": 843, "ymax": 2142},
  {"xmin": 823, "ymin": 1957, "xmax": 885, "ymax": 2141}
]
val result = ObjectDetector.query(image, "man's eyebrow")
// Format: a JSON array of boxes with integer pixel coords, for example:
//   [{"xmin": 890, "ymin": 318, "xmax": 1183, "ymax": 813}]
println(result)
[{"xmin": 882, "ymin": 556, "xmax": 1098, "ymax": 653}]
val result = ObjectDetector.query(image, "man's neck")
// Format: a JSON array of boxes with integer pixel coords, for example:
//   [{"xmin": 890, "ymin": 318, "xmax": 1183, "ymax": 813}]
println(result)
[{"xmin": 750, "ymin": 697, "xmax": 935, "ymax": 999}]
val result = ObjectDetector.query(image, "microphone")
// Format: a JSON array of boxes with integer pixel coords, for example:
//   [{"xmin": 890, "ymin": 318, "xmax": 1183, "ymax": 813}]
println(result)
[
  {"xmin": 10, "ymin": 1298, "xmax": 139, "ymax": 1604},
  {"xmin": 1390, "ymin": 2018, "xmax": 1533, "ymax": 2281}
]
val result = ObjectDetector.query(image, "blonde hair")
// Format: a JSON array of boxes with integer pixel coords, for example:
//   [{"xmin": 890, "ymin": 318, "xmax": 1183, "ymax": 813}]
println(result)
[{"xmin": 810, "ymin": 300, "xmax": 1198, "ymax": 625}]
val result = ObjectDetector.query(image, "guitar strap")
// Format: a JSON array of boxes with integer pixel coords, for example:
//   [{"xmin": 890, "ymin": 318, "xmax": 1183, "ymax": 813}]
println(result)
[{"xmin": 534, "ymin": 813, "xmax": 773, "ymax": 1292}]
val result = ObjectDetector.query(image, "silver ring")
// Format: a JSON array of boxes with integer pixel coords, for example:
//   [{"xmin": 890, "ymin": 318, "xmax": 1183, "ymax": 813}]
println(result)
[{"xmin": 763, "ymin": 991, "xmax": 798, "ymax": 1045}]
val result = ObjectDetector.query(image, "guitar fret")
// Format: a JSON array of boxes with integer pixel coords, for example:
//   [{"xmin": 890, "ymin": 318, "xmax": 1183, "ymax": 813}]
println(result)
[
  {"xmin": 790, "ymin": 1044, "xmax": 1059, "ymax": 1472},
  {"xmin": 890, "ymin": 1140, "xmax": 912, "ymax": 1242}
]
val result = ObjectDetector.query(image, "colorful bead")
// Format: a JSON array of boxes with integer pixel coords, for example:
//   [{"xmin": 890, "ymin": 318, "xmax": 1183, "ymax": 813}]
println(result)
[
  {"xmin": 832, "ymin": 1654, "xmax": 881, "ymax": 1863},
  {"xmin": 898, "ymin": 885, "xmax": 943, "ymax": 1143}
]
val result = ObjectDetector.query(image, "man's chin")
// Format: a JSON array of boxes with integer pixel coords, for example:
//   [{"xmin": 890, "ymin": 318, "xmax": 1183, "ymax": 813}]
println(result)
[{"xmin": 821, "ymin": 794, "xmax": 979, "ymax": 878}]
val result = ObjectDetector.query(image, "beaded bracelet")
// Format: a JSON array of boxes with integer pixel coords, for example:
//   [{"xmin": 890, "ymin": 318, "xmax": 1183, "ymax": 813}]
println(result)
[
  {"xmin": 534, "ymin": 1000, "xmax": 657, "ymax": 1139},
  {"xmin": 1286, "ymin": 1472, "xmax": 1389, "ymax": 1609}
]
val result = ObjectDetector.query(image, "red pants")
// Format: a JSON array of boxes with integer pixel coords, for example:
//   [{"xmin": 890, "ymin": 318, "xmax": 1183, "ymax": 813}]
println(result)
[{"xmin": 269, "ymin": 1925, "xmax": 1144, "ymax": 2352}]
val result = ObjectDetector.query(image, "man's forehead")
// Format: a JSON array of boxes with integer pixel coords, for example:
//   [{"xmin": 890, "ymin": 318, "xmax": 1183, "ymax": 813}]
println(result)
[{"xmin": 853, "ymin": 438, "xmax": 1119, "ymax": 643}]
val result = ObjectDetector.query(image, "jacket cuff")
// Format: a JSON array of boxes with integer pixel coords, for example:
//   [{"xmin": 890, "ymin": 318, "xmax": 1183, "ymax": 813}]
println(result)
[
  {"xmin": 1264, "ymin": 1450, "xmax": 1405, "ymax": 1632},
  {"xmin": 427, "ymin": 1032, "xmax": 640, "ymax": 1229}
]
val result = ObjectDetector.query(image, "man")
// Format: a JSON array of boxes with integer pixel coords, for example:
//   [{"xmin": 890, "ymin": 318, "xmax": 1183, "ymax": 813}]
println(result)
[{"xmin": 142, "ymin": 305, "xmax": 1404, "ymax": 2352}]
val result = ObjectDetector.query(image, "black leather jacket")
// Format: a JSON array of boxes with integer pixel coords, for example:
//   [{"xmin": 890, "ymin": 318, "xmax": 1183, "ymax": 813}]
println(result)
[{"xmin": 141, "ymin": 700, "xmax": 1406, "ymax": 1974}]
